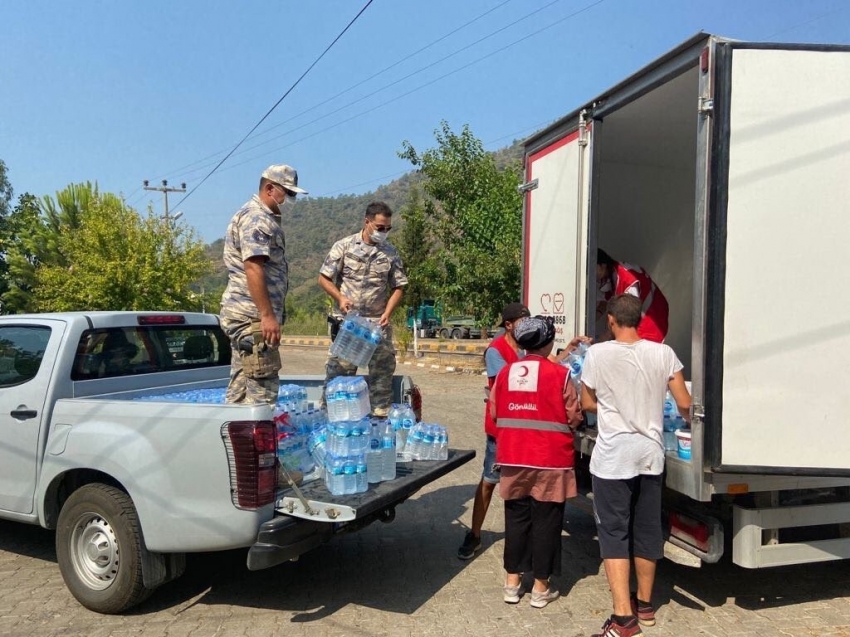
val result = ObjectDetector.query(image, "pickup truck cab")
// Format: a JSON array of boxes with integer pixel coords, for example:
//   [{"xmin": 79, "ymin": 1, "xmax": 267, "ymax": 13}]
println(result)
[{"xmin": 0, "ymin": 311, "xmax": 473, "ymax": 613}]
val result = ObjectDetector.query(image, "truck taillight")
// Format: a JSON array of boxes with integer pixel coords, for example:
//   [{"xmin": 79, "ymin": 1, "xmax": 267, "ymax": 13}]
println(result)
[
  {"xmin": 669, "ymin": 512, "xmax": 710, "ymax": 553},
  {"xmin": 222, "ymin": 421, "xmax": 278, "ymax": 509},
  {"xmin": 408, "ymin": 384, "xmax": 423, "ymax": 422}
]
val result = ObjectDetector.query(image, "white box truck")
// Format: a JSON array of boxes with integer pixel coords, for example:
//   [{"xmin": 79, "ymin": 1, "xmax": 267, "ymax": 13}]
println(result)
[{"xmin": 520, "ymin": 33, "xmax": 850, "ymax": 568}]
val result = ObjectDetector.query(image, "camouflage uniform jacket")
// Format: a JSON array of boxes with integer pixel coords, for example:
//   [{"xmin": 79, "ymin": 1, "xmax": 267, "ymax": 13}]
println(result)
[
  {"xmin": 220, "ymin": 195, "xmax": 288, "ymax": 327},
  {"xmin": 320, "ymin": 232, "xmax": 408, "ymax": 319}
]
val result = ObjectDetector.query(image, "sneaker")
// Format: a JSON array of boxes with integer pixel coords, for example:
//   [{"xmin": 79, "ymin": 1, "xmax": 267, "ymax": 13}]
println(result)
[
  {"xmin": 457, "ymin": 531, "xmax": 481, "ymax": 560},
  {"xmin": 529, "ymin": 587, "xmax": 560, "ymax": 608},
  {"xmin": 591, "ymin": 615, "xmax": 643, "ymax": 637},
  {"xmin": 503, "ymin": 584, "xmax": 521, "ymax": 604},
  {"xmin": 630, "ymin": 594, "xmax": 656, "ymax": 626}
]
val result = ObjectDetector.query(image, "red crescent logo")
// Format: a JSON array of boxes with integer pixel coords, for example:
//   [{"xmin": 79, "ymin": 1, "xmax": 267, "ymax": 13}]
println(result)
[{"xmin": 518, "ymin": 365, "xmax": 529, "ymax": 377}]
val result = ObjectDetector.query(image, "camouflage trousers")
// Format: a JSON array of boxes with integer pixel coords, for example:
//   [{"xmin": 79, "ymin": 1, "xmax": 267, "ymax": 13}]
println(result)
[
  {"xmin": 221, "ymin": 315, "xmax": 281, "ymax": 405},
  {"xmin": 325, "ymin": 324, "xmax": 396, "ymax": 417}
]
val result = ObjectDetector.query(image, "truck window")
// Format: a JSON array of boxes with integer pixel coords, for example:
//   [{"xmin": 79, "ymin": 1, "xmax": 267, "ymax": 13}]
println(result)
[
  {"xmin": 72, "ymin": 326, "xmax": 231, "ymax": 380},
  {"xmin": 0, "ymin": 325, "xmax": 51, "ymax": 387}
]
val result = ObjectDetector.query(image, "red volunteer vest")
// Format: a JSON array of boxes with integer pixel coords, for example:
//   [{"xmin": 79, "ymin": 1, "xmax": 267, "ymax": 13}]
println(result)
[
  {"xmin": 613, "ymin": 263, "xmax": 669, "ymax": 343},
  {"xmin": 493, "ymin": 355, "xmax": 575, "ymax": 470},
  {"xmin": 483, "ymin": 334, "xmax": 522, "ymax": 437}
]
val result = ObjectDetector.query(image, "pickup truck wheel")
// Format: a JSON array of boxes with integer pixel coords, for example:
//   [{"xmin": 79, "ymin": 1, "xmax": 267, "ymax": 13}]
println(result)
[
  {"xmin": 56, "ymin": 484, "xmax": 151, "ymax": 614},
  {"xmin": 450, "ymin": 328, "xmax": 463, "ymax": 340}
]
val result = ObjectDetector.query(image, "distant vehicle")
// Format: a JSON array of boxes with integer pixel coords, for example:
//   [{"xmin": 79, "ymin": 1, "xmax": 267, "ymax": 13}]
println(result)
[{"xmin": 406, "ymin": 299, "xmax": 481, "ymax": 339}]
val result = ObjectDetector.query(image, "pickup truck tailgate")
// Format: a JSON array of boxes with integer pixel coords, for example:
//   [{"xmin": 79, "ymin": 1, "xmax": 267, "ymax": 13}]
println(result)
[
  {"xmin": 249, "ymin": 449, "xmax": 475, "ymax": 570},
  {"xmin": 285, "ymin": 448, "xmax": 475, "ymax": 520}
]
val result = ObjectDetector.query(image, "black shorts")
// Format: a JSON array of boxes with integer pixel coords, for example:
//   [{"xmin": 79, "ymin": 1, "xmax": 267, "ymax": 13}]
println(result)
[{"xmin": 592, "ymin": 473, "xmax": 664, "ymax": 560}]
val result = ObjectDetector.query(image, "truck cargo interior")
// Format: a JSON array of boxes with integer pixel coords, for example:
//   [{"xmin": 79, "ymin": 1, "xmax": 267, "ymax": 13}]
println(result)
[{"xmin": 593, "ymin": 65, "xmax": 699, "ymax": 376}]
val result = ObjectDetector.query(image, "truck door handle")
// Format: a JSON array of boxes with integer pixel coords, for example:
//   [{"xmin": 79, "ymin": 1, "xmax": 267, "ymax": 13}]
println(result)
[{"xmin": 11, "ymin": 408, "xmax": 37, "ymax": 420}]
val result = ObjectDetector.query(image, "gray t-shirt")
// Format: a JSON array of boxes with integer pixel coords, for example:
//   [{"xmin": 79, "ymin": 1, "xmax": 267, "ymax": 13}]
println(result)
[{"xmin": 582, "ymin": 339, "xmax": 683, "ymax": 479}]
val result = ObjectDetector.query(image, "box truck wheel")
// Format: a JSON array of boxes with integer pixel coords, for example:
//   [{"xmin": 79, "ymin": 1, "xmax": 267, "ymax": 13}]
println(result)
[{"xmin": 56, "ymin": 484, "xmax": 152, "ymax": 614}]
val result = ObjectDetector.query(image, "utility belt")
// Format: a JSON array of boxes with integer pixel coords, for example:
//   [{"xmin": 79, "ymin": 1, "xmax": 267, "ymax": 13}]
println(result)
[{"xmin": 238, "ymin": 320, "xmax": 281, "ymax": 379}]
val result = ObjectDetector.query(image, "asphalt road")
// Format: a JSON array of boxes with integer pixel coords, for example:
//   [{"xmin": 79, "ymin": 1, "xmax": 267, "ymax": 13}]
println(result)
[{"xmin": 2, "ymin": 346, "xmax": 850, "ymax": 636}]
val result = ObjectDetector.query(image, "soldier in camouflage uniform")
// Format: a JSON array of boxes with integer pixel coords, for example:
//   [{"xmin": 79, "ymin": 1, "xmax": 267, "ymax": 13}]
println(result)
[
  {"xmin": 220, "ymin": 164, "xmax": 307, "ymax": 404},
  {"xmin": 318, "ymin": 201, "xmax": 408, "ymax": 417}
]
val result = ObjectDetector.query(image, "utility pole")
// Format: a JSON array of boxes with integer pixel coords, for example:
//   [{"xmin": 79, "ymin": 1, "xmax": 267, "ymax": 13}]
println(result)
[{"xmin": 143, "ymin": 179, "xmax": 186, "ymax": 219}]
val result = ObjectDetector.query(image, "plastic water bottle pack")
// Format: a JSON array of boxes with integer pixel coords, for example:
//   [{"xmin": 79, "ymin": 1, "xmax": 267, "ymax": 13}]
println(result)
[
  {"xmin": 389, "ymin": 403, "xmax": 417, "ymax": 462},
  {"xmin": 326, "ymin": 376, "xmax": 371, "ymax": 422},
  {"xmin": 328, "ymin": 311, "xmax": 383, "ymax": 368},
  {"xmin": 403, "ymin": 422, "xmax": 449, "ymax": 461}
]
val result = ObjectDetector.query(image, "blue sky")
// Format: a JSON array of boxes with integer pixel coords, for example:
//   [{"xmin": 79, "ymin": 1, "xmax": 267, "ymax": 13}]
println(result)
[{"xmin": 2, "ymin": 0, "xmax": 848, "ymax": 243}]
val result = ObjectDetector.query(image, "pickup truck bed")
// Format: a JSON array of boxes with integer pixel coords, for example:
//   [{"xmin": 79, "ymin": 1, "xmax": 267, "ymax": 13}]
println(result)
[{"xmin": 250, "ymin": 449, "xmax": 475, "ymax": 569}]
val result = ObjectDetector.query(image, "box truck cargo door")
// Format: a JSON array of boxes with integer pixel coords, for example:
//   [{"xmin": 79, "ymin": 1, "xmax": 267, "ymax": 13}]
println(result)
[
  {"xmin": 522, "ymin": 124, "xmax": 592, "ymax": 352},
  {"xmin": 709, "ymin": 42, "xmax": 850, "ymax": 476}
]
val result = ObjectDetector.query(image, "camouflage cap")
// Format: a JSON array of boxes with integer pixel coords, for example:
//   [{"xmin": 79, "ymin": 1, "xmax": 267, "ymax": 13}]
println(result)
[{"xmin": 261, "ymin": 164, "xmax": 307, "ymax": 194}]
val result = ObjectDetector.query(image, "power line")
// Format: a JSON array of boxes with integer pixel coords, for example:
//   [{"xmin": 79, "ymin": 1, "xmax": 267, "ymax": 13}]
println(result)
[
  {"xmin": 171, "ymin": 0, "xmax": 375, "ymax": 210},
  {"xmin": 762, "ymin": 5, "xmax": 848, "ymax": 41},
  {"xmin": 211, "ymin": 0, "xmax": 609, "ymax": 175},
  {"xmin": 312, "ymin": 117, "xmax": 559, "ymax": 198},
  {"xmin": 155, "ymin": 0, "xmax": 519, "ymax": 181},
  {"xmin": 170, "ymin": 0, "xmax": 581, "ymax": 183}
]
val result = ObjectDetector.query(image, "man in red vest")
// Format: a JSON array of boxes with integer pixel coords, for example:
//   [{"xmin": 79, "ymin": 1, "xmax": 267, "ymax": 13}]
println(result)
[
  {"xmin": 596, "ymin": 249, "xmax": 669, "ymax": 343},
  {"xmin": 491, "ymin": 315, "xmax": 582, "ymax": 607},
  {"xmin": 457, "ymin": 302, "xmax": 530, "ymax": 560}
]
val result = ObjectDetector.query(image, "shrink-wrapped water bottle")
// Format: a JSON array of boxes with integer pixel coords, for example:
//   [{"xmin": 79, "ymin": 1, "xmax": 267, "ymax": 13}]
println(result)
[
  {"xmin": 366, "ymin": 422, "xmax": 383, "ymax": 483},
  {"xmin": 380, "ymin": 421, "xmax": 396, "ymax": 481},
  {"xmin": 438, "ymin": 426, "xmax": 449, "ymax": 461},
  {"xmin": 343, "ymin": 458, "xmax": 357, "ymax": 495},
  {"xmin": 355, "ymin": 454, "xmax": 368, "ymax": 493},
  {"xmin": 326, "ymin": 456, "xmax": 345, "ymax": 496}
]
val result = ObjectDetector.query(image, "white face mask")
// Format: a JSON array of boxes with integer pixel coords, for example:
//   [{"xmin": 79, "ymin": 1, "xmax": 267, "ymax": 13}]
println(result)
[
  {"xmin": 370, "ymin": 230, "xmax": 388, "ymax": 244},
  {"xmin": 274, "ymin": 192, "xmax": 296, "ymax": 216}
]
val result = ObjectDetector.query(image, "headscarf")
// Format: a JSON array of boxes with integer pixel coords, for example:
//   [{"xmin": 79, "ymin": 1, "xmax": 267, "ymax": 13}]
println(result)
[{"xmin": 513, "ymin": 315, "xmax": 556, "ymax": 351}]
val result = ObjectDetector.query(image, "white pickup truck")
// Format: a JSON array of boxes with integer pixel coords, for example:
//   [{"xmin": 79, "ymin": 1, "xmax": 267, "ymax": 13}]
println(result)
[{"xmin": 0, "ymin": 311, "xmax": 474, "ymax": 613}]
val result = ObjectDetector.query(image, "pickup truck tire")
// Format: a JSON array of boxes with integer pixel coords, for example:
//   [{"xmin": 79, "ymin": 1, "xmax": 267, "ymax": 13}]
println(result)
[{"xmin": 56, "ymin": 484, "xmax": 151, "ymax": 614}]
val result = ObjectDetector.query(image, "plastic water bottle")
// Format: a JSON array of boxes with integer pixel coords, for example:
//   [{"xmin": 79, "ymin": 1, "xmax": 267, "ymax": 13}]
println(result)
[
  {"xmin": 421, "ymin": 425, "xmax": 436, "ymax": 461},
  {"xmin": 350, "ymin": 418, "xmax": 369, "ymax": 455},
  {"xmin": 355, "ymin": 454, "xmax": 368, "ymax": 493},
  {"xmin": 398, "ymin": 404, "xmax": 415, "ymax": 461},
  {"xmin": 366, "ymin": 422, "xmax": 383, "ymax": 483},
  {"xmin": 330, "ymin": 312, "xmax": 358, "ymax": 360},
  {"xmin": 380, "ymin": 421, "xmax": 396, "ymax": 481},
  {"xmin": 343, "ymin": 458, "xmax": 357, "ymax": 495},
  {"xmin": 437, "ymin": 426, "xmax": 449, "ymax": 461},
  {"xmin": 405, "ymin": 423, "xmax": 422, "ymax": 461},
  {"xmin": 326, "ymin": 456, "xmax": 345, "ymax": 496},
  {"xmin": 357, "ymin": 376, "xmax": 371, "ymax": 417},
  {"xmin": 663, "ymin": 391, "xmax": 684, "ymax": 451},
  {"xmin": 347, "ymin": 378, "xmax": 362, "ymax": 419}
]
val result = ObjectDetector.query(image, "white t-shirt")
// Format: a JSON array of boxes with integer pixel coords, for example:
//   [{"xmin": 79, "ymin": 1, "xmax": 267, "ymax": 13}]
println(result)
[{"xmin": 582, "ymin": 339, "xmax": 683, "ymax": 479}]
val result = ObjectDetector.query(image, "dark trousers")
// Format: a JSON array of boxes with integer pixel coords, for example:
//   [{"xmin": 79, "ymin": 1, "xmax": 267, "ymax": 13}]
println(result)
[{"xmin": 503, "ymin": 496, "xmax": 565, "ymax": 580}]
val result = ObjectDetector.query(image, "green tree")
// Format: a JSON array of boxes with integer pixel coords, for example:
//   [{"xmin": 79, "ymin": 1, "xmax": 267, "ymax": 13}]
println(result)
[
  {"xmin": 33, "ymin": 194, "xmax": 210, "ymax": 312},
  {"xmin": 399, "ymin": 121, "xmax": 523, "ymax": 327},
  {"xmin": 393, "ymin": 185, "xmax": 438, "ymax": 314},
  {"xmin": 1, "ymin": 193, "xmax": 43, "ymax": 313}
]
